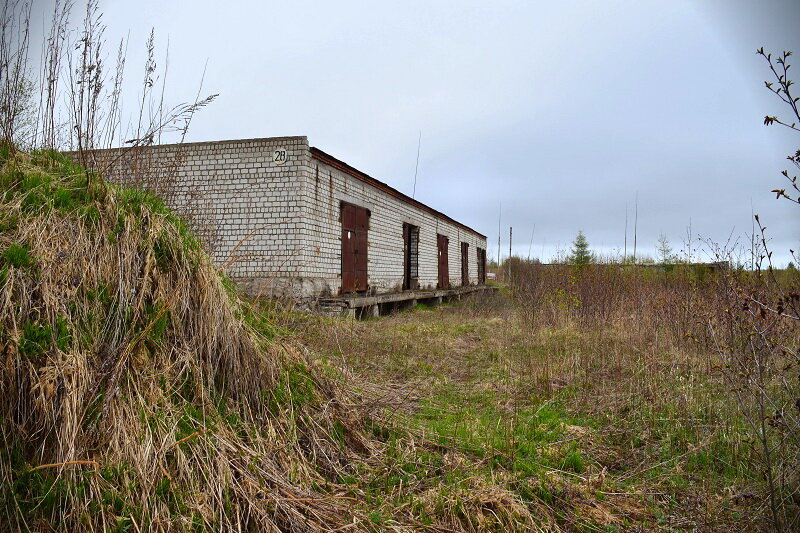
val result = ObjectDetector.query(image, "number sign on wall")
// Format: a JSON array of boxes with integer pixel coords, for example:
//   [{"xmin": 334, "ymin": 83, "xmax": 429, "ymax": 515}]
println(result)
[{"xmin": 273, "ymin": 148, "xmax": 288, "ymax": 165}]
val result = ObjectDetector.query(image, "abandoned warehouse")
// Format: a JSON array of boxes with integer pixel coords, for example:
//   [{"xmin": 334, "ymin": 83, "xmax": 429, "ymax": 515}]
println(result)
[{"xmin": 87, "ymin": 136, "xmax": 488, "ymax": 314}]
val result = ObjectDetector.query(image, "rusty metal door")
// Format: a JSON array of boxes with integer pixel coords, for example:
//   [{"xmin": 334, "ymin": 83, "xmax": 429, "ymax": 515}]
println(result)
[
  {"xmin": 477, "ymin": 247, "xmax": 486, "ymax": 284},
  {"xmin": 403, "ymin": 223, "xmax": 419, "ymax": 290},
  {"xmin": 437, "ymin": 234, "xmax": 449, "ymax": 289},
  {"xmin": 341, "ymin": 203, "xmax": 369, "ymax": 293},
  {"xmin": 461, "ymin": 242, "xmax": 469, "ymax": 286}
]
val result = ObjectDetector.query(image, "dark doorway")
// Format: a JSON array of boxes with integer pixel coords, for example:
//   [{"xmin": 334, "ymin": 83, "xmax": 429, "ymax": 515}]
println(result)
[
  {"xmin": 477, "ymin": 247, "xmax": 486, "ymax": 284},
  {"xmin": 403, "ymin": 223, "xmax": 419, "ymax": 290},
  {"xmin": 461, "ymin": 242, "xmax": 469, "ymax": 286},
  {"xmin": 341, "ymin": 202, "xmax": 369, "ymax": 293},
  {"xmin": 437, "ymin": 234, "xmax": 449, "ymax": 289}
]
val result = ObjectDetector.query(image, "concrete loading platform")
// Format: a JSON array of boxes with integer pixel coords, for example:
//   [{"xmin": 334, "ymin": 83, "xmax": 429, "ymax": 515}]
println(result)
[{"xmin": 319, "ymin": 285, "xmax": 496, "ymax": 318}]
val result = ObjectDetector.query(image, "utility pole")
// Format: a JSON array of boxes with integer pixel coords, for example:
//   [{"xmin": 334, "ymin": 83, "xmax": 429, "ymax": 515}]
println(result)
[
  {"xmin": 624, "ymin": 203, "xmax": 628, "ymax": 263},
  {"xmin": 497, "ymin": 203, "xmax": 502, "ymax": 267},
  {"xmin": 527, "ymin": 224, "xmax": 535, "ymax": 261},
  {"xmin": 633, "ymin": 192, "xmax": 638, "ymax": 263},
  {"xmin": 750, "ymin": 199, "xmax": 755, "ymax": 270},
  {"xmin": 508, "ymin": 226, "xmax": 512, "ymax": 280}
]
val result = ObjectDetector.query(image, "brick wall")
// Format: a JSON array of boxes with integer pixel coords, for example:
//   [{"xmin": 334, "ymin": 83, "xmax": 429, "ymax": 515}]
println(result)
[
  {"xmin": 84, "ymin": 136, "xmax": 312, "ymax": 297},
  {"xmin": 81, "ymin": 136, "xmax": 487, "ymax": 300},
  {"xmin": 299, "ymin": 155, "xmax": 487, "ymax": 296}
]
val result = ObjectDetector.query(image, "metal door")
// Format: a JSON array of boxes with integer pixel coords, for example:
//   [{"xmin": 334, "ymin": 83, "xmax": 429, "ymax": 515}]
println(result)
[
  {"xmin": 341, "ymin": 203, "xmax": 369, "ymax": 293},
  {"xmin": 461, "ymin": 242, "xmax": 469, "ymax": 286},
  {"xmin": 437, "ymin": 234, "xmax": 449, "ymax": 289},
  {"xmin": 477, "ymin": 247, "xmax": 486, "ymax": 284},
  {"xmin": 403, "ymin": 223, "xmax": 419, "ymax": 290}
]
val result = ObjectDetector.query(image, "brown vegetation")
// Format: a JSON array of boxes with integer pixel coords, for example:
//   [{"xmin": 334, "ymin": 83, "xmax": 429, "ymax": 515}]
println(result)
[
  {"xmin": 295, "ymin": 261, "xmax": 799, "ymax": 530},
  {"xmin": 0, "ymin": 152, "xmax": 383, "ymax": 530}
]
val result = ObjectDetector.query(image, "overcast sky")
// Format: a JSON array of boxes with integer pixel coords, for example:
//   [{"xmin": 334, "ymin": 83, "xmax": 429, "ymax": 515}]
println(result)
[{"xmin": 32, "ymin": 1, "xmax": 800, "ymax": 265}]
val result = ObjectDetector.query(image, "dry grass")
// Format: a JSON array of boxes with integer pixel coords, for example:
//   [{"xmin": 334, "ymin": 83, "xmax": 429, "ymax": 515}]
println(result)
[
  {"xmin": 0, "ymin": 150, "xmax": 380, "ymax": 531},
  {"xmin": 1, "ymin": 149, "xmax": 796, "ymax": 531},
  {"xmin": 0, "ymin": 149, "xmax": 567, "ymax": 532},
  {"xmin": 294, "ymin": 264, "xmax": 799, "ymax": 530}
]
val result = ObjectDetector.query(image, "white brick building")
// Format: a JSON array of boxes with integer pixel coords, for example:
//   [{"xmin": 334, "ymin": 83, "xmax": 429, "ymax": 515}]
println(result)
[{"xmin": 89, "ymin": 136, "xmax": 488, "ymax": 307}]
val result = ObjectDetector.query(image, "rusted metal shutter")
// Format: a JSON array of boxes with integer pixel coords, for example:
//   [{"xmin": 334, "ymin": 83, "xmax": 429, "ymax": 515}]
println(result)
[
  {"xmin": 461, "ymin": 242, "xmax": 469, "ymax": 286},
  {"xmin": 477, "ymin": 247, "xmax": 486, "ymax": 284},
  {"xmin": 341, "ymin": 203, "xmax": 369, "ymax": 293},
  {"xmin": 437, "ymin": 234, "xmax": 449, "ymax": 289}
]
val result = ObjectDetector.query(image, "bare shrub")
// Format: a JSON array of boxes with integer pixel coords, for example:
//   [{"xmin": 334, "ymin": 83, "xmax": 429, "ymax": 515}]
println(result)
[
  {"xmin": 701, "ymin": 47, "xmax": 800, "ymax": 531},
  {"xmin": 0, "ymin": 1, "xmax": 34, "ymax": 149}
]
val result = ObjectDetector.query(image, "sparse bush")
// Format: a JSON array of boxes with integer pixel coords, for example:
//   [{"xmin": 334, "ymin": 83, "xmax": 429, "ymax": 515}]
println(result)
[{"xmin": 705, "ymin": 47, "xmax": 800, "ymax": 531}]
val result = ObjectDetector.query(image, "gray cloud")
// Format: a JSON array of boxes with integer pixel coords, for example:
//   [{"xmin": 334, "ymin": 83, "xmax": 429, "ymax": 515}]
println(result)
[{"xmin": 30, "ymin": 0, "xmax": 800, "ymax": 264}]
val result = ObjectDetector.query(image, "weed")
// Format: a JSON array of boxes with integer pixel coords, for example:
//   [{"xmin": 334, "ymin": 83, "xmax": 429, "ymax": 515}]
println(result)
[
  {"xmin": 1, "ymin": 243, "xmax": 33, "ymax": 268},
  {"xmin": 268, "ymin": 364, "xmax": 319, "ymax": 413},
  {"xmin": 18, "ymin": 316, "xmax": 70, "ymax": 358},
  {"xmin": 298, "ymin": 274, "xmax": 779, "ymax": 528},
  {"xmin": 0, "ymin": 214, "xmax": 17, "ymax": 232}
]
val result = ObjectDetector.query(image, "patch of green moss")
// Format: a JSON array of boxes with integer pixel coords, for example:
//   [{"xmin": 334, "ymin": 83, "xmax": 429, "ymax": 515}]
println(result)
[
  {"xmin": 1, "ymin": 243, "xmax": 34, "ymax": 269},
  {"xmin": 18, "ymin": 316, "xmax": 71, "ymax": 358}
]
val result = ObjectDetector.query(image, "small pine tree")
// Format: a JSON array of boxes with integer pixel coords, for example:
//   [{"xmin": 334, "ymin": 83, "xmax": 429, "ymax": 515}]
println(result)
[
  {"xmin": 568, "ymin": 231, "xmax": 594, "ymax": 266},
  {"xmin": 656, "ymin": 233, "xmax": 674, "ymax": 265}
]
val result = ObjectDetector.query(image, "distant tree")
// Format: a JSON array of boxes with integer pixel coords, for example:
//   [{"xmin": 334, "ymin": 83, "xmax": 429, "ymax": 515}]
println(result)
[
  {"xmin": 568, "ymin": 231, "xmax": 594, "ymax": 266},
  {"xmin": 787, "ymin": 261, "xmax": 796, "ymax": 270},
  {"xmin": 656, "ymin": 233, "xmax": 674, "ymax": 264}
]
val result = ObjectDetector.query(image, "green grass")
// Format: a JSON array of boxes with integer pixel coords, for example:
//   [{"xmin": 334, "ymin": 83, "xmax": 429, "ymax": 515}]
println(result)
[
  {"xmin": 415, "ymin": 384, "xmax": 591, "ymax": 477},
  {"xmin": 0, "ymin": 150, "xmax": 212, "ymax": 363},
  {"xmin": 297, "ymin": 293, "xmax": 766, "ymax": 529},
  {"xmin": 1, "ymin": 148, "xmax": 774, "ymax": 529},
  {"xmin": 0, "ymin": 243, "xmax": 34, "ymax": 269},
  {"xmin": 18, "ymin": 316, "xmax": 71, "ymax": 359},
  {"xmin": 0, "ymin": 151, "xmax": 203, "ymax": 259},
  {"xmin": 267, "ymin": 363, "xmax": 319, "ymax": 415}
]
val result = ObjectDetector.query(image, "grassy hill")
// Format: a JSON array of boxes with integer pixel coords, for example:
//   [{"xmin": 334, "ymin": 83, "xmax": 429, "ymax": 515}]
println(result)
[{"xmin": 0, "ymin": 149, "xmax": 361, "ymax": 530}]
